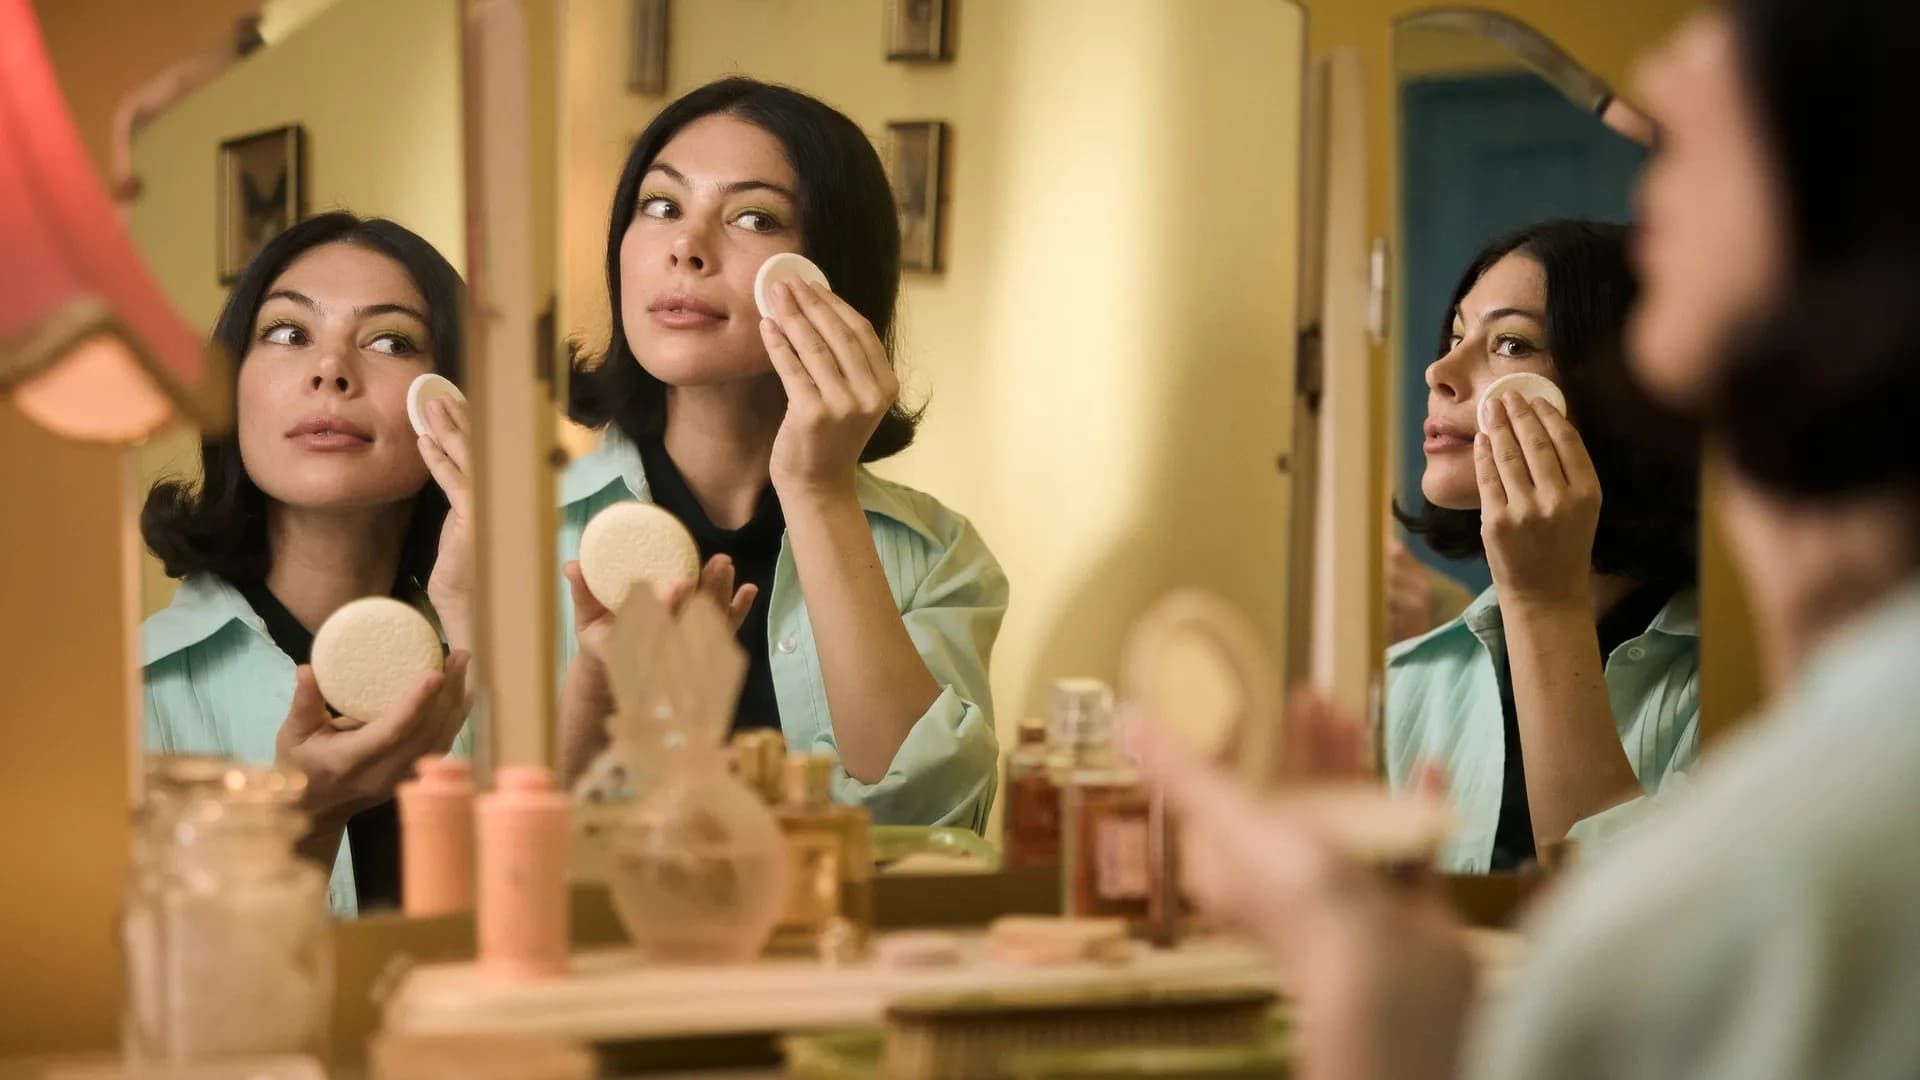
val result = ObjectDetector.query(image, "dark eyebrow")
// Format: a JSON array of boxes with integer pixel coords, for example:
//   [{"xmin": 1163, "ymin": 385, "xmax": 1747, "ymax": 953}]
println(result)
[
  {"xmin": 1480, "ymin": 306, "xmax": 1545, "ymax": 324},
  {"xmin": 263, "ymin": 290, "xmax": 426, "ymax": 325},
  {"xmin": 263, "ymin": 288, "xmax": 316, "ymax": 309},
  {"xmin": 645, "ymin": 161, "xmax": 797, "ymax": 202},
  {"xmin": 357, "ymin": 303, "xmax": 429, "ymax": 325}
]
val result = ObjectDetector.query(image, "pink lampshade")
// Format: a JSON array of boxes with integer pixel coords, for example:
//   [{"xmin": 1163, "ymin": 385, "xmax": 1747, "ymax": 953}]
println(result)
[{"xmin": 0, "ymin": 0, "xmax": 230, "ymax": 442}]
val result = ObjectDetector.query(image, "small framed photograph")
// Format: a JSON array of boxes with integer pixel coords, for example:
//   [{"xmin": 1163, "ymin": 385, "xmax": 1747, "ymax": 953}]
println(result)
[
  {"xmin": 628, "ymin": 0, "xmax": 669, "ymax": 94},
  {"xmin": 887, "ymin": 121, "xmax": 947, "ymax": 272},
  {"xmin": 217, "ymin": 124, "xmax": 304, "ymax": 283},
  {"xmin": 885, "ymin": 0, "xmax": 949, "ymax": 62}
]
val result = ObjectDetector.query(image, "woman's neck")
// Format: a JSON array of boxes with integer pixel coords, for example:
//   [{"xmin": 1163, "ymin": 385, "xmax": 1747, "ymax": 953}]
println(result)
[
  {"xmin": 263, "ymin": 502, "xmax": 412, "ymax": 633},
  {"xmin": 1720, "ymin": 469, "xmax": 1920, "ymax": 692},
  {"xmin": 1589, "ymin": 572, "xmax": 1641, "ymax": 622},
  {"xmin": 661, "ymin": 377, "xmax": 786, "ymax": 530}
]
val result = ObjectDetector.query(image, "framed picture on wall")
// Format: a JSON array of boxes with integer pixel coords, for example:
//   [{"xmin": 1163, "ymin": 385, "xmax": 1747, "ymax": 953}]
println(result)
[
  {"xmin": 628, "ymin": 0, "xmax": 669, "ymax": 94},
  {"xmin": 217, "ymin": 124, "xmax": 305, "ymax": 283},
  {"xmin": 887, "ymin": 120, "xmax": 946, "ymax": 272},
  {"xmin": 885, "ymin": 0, "xmax": 949, "ymax": 62}
]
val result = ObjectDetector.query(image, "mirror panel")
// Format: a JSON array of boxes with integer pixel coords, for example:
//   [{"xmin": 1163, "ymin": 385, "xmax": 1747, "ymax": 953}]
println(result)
[
  {"xmin": 1386, "ymin": 13, "xmax": 1699, "ymax": 875},
  {"xmin": 125, "ymin": 0, "xmax": 473, "ymax": 920},
  {"xmin": 552, "ymin": 0, "xmax": 1309, "ymax": 810}
]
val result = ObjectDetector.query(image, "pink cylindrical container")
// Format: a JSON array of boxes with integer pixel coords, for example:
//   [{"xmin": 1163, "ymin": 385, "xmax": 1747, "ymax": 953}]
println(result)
[
  {"xmin": 476, "ymin": 765, "xmax": 570, "ymax": 979},
  {"xmin": 397, "ymin": 756, "xmax": 475, "ymax": 917}
]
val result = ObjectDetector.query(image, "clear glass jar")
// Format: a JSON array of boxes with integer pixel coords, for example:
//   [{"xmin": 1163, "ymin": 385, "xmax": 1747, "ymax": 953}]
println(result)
[{"xmin": 122, "ymin": 756, "xmax": 331, "ymax": 1065}]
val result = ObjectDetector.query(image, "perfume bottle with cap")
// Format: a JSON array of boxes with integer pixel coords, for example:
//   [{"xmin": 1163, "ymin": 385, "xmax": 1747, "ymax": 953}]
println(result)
[
  {"xmin": 1052, "ymin": 678, "xmax": 1177, "ymax": 944},
  {"xmin": 729, "ymin": 729, "xmax": 788, "ymax": 806},
  {"xmin": 773, "ymin": 752, "xmax": 875, "ymax": 961},
  {"xmin": 1003, "ymin": 716, "xmax": 1060, "ymax": 868}
]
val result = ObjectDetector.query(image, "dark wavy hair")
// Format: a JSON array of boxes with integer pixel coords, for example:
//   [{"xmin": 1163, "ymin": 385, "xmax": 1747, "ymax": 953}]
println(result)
[
  {"xmin": 141, "ymin": 212, "xmax": 466, "ymax": 588},
  {"xmin": 1711, "ymin": 0, "xmax": 1920, "ymax": 506},
  {"xmin": 1396, "ymin": 220, "xmax": 1700, "ymax": 586},
  {"xmin": 567, "ymin": 76, "xmax": 920, "ymax": 459}
]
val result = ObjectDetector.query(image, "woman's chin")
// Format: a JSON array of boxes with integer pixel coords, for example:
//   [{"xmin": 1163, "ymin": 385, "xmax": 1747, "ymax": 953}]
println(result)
[
  {"xmin": 1420, "ymin": 471, "xmax": 1479, "ymax": 512},
  {"xmin": 636, "ymin": 355, "xmax": 777, "ymax": 388},
  {"xmin": 259, "ymin": 470, "xmax": 428, "ymax": 514}
]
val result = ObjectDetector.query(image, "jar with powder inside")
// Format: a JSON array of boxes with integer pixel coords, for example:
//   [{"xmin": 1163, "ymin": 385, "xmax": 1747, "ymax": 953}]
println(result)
[{"xmin": 121, "ymin": 756, "xmax": 331, "ymax": 1065}]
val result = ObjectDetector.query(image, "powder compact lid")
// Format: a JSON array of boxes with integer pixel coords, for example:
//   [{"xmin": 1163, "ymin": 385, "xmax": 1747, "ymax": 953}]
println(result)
[{"xmin": 1120, "ymin": 589, "xmax": 1278, "ymax": 766}]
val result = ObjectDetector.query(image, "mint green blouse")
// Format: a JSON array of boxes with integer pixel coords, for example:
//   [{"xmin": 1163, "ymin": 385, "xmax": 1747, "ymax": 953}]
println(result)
[
  {"xmin": 1384, "ymin": 585, "xmax": 1701, "ymax": 871},
  {"xmin": 1468, "ymin": 580, "xmax": 1920, "ymax": 1079},
  {"xmin": 142, "ymin": 575, "xmax": 475, "ymax": 918},
  {"xmin": 558, "ymin": 429, "xmax": 1009, "ymax": 832}
]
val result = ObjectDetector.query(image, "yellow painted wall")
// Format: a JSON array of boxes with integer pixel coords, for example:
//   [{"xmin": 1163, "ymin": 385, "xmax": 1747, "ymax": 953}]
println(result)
[
  {"xmin": 560, "ymin": 1, "xmax": 1307, "ymax": 789},
  {"xmin": 127, "ymin": 0, "xmax": 467, "ymax": 616}
]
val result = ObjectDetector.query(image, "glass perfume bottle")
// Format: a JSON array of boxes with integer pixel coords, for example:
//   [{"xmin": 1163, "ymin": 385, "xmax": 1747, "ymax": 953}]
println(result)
[
  {"xmin": 1052, "ymin": 679, "xmax": 1179, "ymax": 944},
  {"xmin": 606, "ymin": 737, "xmax": 792, "ymax": 964},
  {"xmin": 1003, "ymin": 716, "xmax": 1061, "ymax": 868},
  {"xmin": 599, "ymin": 589, "xmax": 793, "ymax": 964},
  {"xmin": 122, "ymin": 756, "xmax": 330, "ymax": 1065},
  {"xmin": 773, "ymin": 753, "xmax": 875, "ymax": 961},
  {"xmin": 728, "ymin": 729, "xmax": 788, "ymax": 806}
]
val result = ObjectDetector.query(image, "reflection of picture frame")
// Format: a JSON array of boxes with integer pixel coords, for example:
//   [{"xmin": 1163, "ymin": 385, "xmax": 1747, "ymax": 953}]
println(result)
[
  {"xmin": 628, "ymin": 0, "xmax": 669, "ymax": 94},
  {"xmin": 887, "ymin": 121, "xmax": 946, "ymax": 272},
  {"xmin": 218, "ymin": 124, "xmax": 304, "ymax": 283},
  {"xmin": 885, "ymin": 0, "xmax": 949, "ymax": 62}
]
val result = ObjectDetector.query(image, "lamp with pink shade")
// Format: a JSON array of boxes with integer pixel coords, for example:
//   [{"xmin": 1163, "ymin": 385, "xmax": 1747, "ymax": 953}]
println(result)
[{"xmin": 0, "ymin": 0, "xmax": 231, "ymax": 444}]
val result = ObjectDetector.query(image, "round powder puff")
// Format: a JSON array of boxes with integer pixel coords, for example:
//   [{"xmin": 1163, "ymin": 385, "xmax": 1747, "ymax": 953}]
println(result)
[
  {"xmin": 1477, "ymin": 372, "xmax": 1566, "ymax": 432},
  {"xmin": 407, "ymin": 373, "xmax": 467, "ymax": 438},
  {"xmin": 578, "ymin": 502, "xmax": 701, "ymax": 611},
  {"xmin": 753, "ymin": 252, "xmax": 831, "ymax": 318},
  {"xmin": 311, "ymin": 598, "xmax": 444, "ymax": 730}
]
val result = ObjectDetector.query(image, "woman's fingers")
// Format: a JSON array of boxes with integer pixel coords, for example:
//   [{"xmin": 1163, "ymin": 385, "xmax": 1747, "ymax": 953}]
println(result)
[
  {"xmin": 426, "ymin": 650, "xmax": 473, "ymax": 754},
  {"xmin": 1501, "ymin": 393, "xmax": 1570, "ymax": 492},
  {"xmin": 1473, "ymin": 432, "xmax": 1509, "ymax": 513},
  {"xmin": 1536, "ymin": 403, "xmax": 1602, "ymax": 500},
  {"xmin": 760, "ymin": 319, "xmax": 821, "ymax": 407},
  {"xmin": 427, "ymin": 397, "xmax": 472, "ymax": 469},
  {"xmin": 795, "ymin": 280, "xmax": 895, "ymax": 401},
  {"xmin": 729, "ymin": 584, "xmax": 760, "ymax": 629},
  {"xmin": 279, "ymin": 665, "xmax": 333, "ymax": 746},
  {"xmin": 417, "ymin": 436, "xmax": 471, "ymax": 518},
  {"xmin": 700, "ymin": 555, "xmax": 737, "ymax": 607},
  {"xmin": 344, "ymin": 669, "xmax": 447, "ymax": 761},
  {"xmin": 564, "ymin": 561, "xmax": 610, "ymax": 629},
  {"xmin": 768, "ymin": 280, "xmax": 854, "ymax": 409},
  {"xmin": 1481, "ymin": 396, "xmax": 1537, "ymax": 501}
]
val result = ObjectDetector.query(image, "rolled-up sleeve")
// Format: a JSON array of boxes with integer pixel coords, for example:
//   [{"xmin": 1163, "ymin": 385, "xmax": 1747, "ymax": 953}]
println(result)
[
  {"xmin": 1568, "ymin": 668, "xmax": 1701, "ymax": 861},
  {"xmin": 826, "ymin": 517, "xmax": 1009, "ymax": 833}
]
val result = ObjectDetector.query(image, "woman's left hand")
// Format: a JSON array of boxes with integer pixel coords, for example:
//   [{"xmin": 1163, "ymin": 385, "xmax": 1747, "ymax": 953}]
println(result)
[
  {"xmin": 760, "ymin": 278, "xmax": 898, "ymax": 503},
  {"xmin": 1476, "ymin": 393, "xmax": 1602, "ymax": 611},
  {"xmin": 419, "ymin": 395, "xmax": 475, "ymax": 651}
]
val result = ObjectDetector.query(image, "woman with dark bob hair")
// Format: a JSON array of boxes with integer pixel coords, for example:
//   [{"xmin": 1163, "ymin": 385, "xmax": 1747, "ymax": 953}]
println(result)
[
  {"xmin": 554, "ymin": 77, "xmax": 1007, "ymax": 831},
  {"xmin": 1388, "ymin": 219, "xmax": 1700, "ymax": 872},
  {"xmin": 141, "ymin": 212, "xmax": 475, "ymax": 918},
  {"xmin": 1127, "ymin": 1, "xmax": 1920, "ymax": 1076}
]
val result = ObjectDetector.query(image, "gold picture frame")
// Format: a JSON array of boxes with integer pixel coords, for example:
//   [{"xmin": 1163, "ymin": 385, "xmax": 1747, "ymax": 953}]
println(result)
[
  {"xmin": 885, "ymin": 0, "xmax": 949, "ymax": 62},
  {"xmin": 217, "ymin": 124, "xmax": 305, "ymax": 283},
  {"xmin": 887, "ymin": 120, "xmax": 946, "ymax": 272}
]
